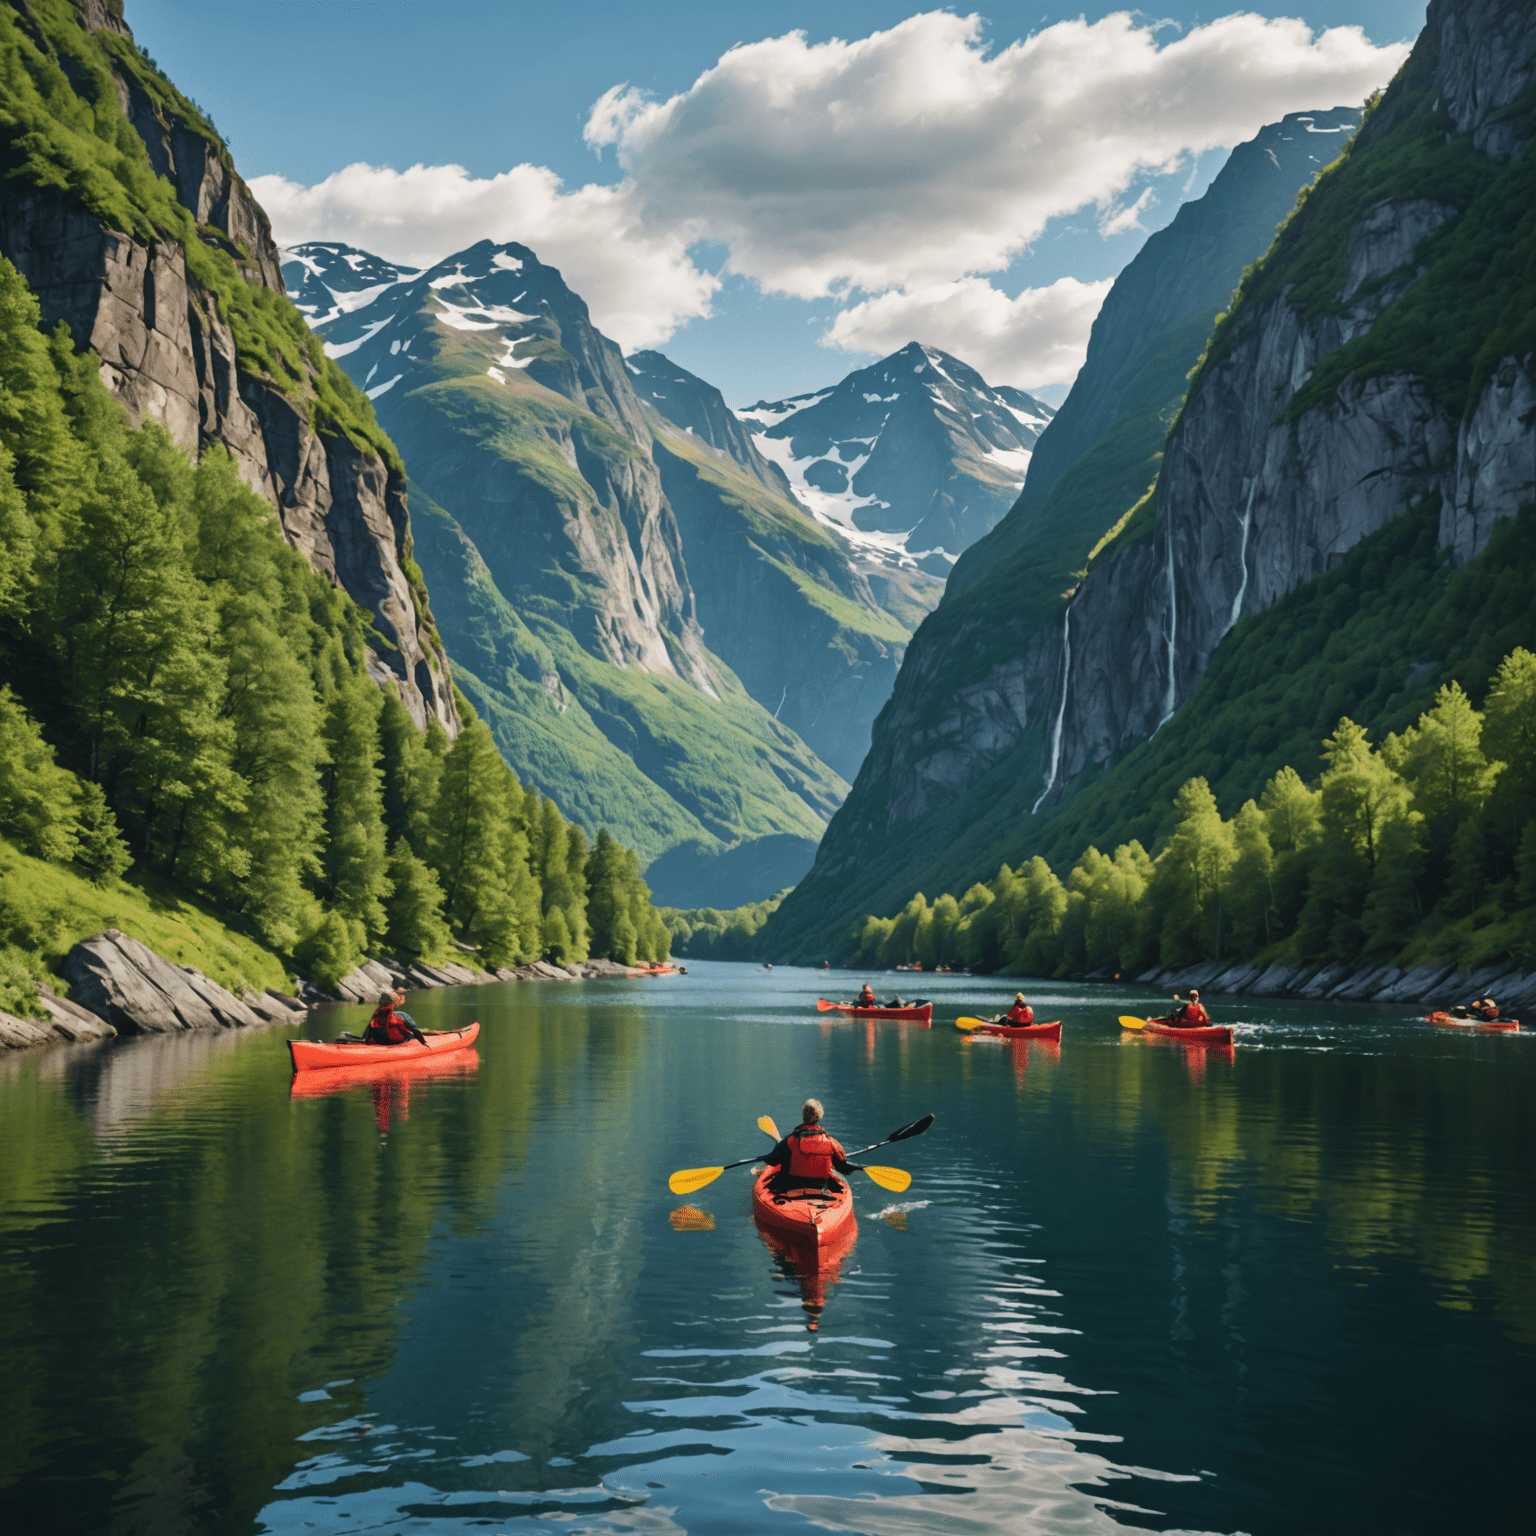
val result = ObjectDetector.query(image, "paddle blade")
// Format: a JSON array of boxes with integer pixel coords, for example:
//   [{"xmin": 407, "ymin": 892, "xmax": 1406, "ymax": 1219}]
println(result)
[
  {"xmin": 758, "ymin": 1115, "xmax": 781, "ymax": 1140},
  {"xmin": 668, "ymin": 1166, "xmax": 725, "ymax": 1195},
  {"xmin": 955, "ymin": 1016, "xmax": 987, "ymax": 1031},
  {"xmin": 816, "ymin": 999, "xmax": 836, "ymax": 1011},
  {"xmin": 886, "ymin": 1112, "xmax": 935, "ymax": 1143},
  {"xmin": 1118, "ymin": 1016, "xmax": 1148, "ymax": 1031},
  {"xmin": 863, "ymin": 1164, "xmax": 911, "ymax": 1192}
]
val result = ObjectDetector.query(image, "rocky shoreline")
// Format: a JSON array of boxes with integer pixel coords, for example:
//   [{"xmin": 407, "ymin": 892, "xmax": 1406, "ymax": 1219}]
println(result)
[
  {"xmin": 1093, "ymin": 956, "xmax": 1536, "ymax": 1014},
  {"xmin": 0, "ymin": 929, "xmax": 674, "ymax": 1051}
]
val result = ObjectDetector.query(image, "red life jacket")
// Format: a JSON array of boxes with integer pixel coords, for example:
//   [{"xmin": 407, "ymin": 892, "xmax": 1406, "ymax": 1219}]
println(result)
[
  {"xmin": 370, "ymin": 1007, "xmax": 411, "ymax": 1045},
  {"xmin": 787, "ymin": 1124, "xmax": 843, "ymax": 1180},
  {"xmin": 1007, "ymin": 1004, "xmax": 1034, "ymax": 1025},
  {"xmin": 1176, "ymin": 1002, "xmax": 1211, "ymax": 1026},
  {"xmin": 1477, "ymin": 1001, "xmax": 1499, "ymax": 1021}
]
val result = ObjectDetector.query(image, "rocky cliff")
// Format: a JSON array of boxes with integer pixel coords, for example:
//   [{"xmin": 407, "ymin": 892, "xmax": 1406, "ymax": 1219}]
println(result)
[
  {"xmin": 1046, "ymin": 0, "xmax": 1536, "ymax": 799},
  {"xmin": 285, "ymin": 239, "xmax": 852, "ymax": 897},
  {"xmin": 0, "ymin": 0, "xmax": 456, "ymax": 734},
  {"xmin": 628, "ymin": 350, "xmax": 936, "ymax": 782},
  {"xmin": 766, "ymin": 0, "xmax": 1536, "ymax": 959}
]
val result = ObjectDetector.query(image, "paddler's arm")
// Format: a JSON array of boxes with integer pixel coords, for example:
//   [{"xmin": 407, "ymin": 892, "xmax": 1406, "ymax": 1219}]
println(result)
[
  {"xmin": 763, "ymin": 1138, "xmax": 790, "ymax": 1169},
  {"xmin": 397, "ymin": 1009, "xmax": 427, "ymax": 1044}
]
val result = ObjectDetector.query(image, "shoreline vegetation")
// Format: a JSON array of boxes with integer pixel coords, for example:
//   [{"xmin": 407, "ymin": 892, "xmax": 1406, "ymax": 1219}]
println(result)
[
  {"xmin": 674, "ymin": 651, "xmax": 1536, "ymax": 1016},
  {"xmin": 0, "ymin": 251, "xmax": 669, "ymax": 1047}
]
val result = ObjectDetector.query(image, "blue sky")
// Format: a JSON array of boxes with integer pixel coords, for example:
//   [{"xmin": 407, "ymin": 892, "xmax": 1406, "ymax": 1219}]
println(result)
[{"xmin": 129, "ymin": 1, "xmax": 1428, "ymax": 404}]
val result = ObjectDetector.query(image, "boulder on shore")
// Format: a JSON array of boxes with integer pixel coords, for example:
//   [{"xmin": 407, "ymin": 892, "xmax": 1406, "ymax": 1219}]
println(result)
[{"xmin": 62, "ymin": 929, "xmax": 302, "ymax": 1036}]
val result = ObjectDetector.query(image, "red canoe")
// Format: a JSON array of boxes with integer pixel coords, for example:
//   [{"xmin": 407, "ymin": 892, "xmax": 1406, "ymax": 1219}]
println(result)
[
  {"xmin": 287, "ymin": 1022, "xmax": 480, "ymax": 1072},
  {"xmin": 1143, "ymin": 1019, "xmax": 1234, "ymax": 1046},
  {"xmin": 751, "ymin": 1165, "xmax": 856, "ymax": 1248},
  {"xmin": 817, "ymin": 999, "xmax": 933, "ymax": 1023},
  {"xmin": 1425, "ymin": 1011, "xmax": 1520, "ymax": 1033},
  {"xmin": 967, "ymin": 1019, "xmax": 1062, "ymax": 1041}
]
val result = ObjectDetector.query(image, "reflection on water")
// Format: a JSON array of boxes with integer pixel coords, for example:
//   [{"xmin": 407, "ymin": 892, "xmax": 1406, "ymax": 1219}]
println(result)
[{"xmin": 1, "ymin": 965, "xmax": 1533, "ymax": 1534}]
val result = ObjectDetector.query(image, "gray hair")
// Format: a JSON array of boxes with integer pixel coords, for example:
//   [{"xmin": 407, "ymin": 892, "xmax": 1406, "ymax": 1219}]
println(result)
[{"xmin": 802, "ymin": 1099, "xmax": 824, "ymax": 1123}]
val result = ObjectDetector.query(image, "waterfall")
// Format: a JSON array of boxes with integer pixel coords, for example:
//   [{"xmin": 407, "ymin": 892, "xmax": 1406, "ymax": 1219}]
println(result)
[
  {"xmin": 1229, "ymin": 479, "xmax": 1256, "ymax": 631},
  {"xmin": 1156, "ymin": 516, "xmax": 1178, "ymax": 729},
  {"xmin": 1031, "ymin": 600, "xmax": 1074, "ymax": 815}
]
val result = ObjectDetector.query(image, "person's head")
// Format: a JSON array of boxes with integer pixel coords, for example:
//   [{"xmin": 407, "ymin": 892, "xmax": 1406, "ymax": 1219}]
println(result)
[
  {"xmin": 376, "ymin": 993, "xmax": 394, "ymax": 1010},
  {"xmin": 802, "ymin": 1098, "xmax": 824, "ymax": 1124},
  {"xmin": 1190, "ymin": 989, "xmax": 1200, "ymax": 1002},
  {"xmin": 1015, "ymin": 992, "xmax": 1026, "ymax": 1004}
]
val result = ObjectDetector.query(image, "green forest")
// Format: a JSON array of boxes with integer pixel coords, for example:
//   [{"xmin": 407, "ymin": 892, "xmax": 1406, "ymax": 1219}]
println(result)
[
  {"xmin": 0, "ymin": 253, "xmax": 667, "ymax": 1014},
  {"xmin": 845, "ymin": 651, "xmax": 1536, "ymax": 980},
  {"xmin": 661, "ymin": 889, "xmax": 787, "ymax": 962}
]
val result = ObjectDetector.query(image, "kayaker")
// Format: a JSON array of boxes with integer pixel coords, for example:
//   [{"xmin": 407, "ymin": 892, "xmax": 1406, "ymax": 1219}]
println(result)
[
  {"xmin": 856, "ymin": 983, "xmax": 877, "ymax": 1007},
  {"xmin": 1452, "ymin": 996, "xmax": 1503, "ymax": 1021},
  {"xmin": 362, "ymin": 990, "xmax": 427, "ymax": 1047},
  {"xmin": 763, "ymin": 1099, "xmax": 862, "ymax": 1191},
  {"xmin": 1170, "ymin": 990, "xmax": 1211, "ymax": 1027},
  {"xmin": 997, "ymin": 992, "xmax": 1034, "ymax": 1027}
]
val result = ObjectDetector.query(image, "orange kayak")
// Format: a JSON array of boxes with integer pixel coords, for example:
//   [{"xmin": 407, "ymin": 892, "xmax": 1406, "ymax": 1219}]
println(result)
[
  {"xmin": 1143, "ymin": 1018, "xmax": 1234, "ymax": 1046},
  {"xmin": 968, "ymin": 1019, "xmax": 1062, "ymax": 1040},
  {"xmin": 817, "ymin": 999, "xmax": 932, "ymax": 1023},
  {"xmin": 288, "ymin": 1047, "xmax": 481, "ymax": 1098},
  {"xmin": 751, "ymin": 1165, "xmax": 856, "ymax": 1248},
  {"xmin": 1425, "ymin": 1011, "xmax": 1520, "ymax": 1033},
  {"xmin": 287, "ymin": 1022, "xmax": 480, "ymax": 1072}
]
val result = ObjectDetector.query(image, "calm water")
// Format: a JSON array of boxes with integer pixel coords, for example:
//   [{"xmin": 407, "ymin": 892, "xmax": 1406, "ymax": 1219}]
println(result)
[{"xmin": 2, "ymin": 963, "xmax": 1532, "ymax": 1535}]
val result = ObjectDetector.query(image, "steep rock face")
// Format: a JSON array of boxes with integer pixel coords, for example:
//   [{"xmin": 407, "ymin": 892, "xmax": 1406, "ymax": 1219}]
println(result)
[
  {"xmin": 0, "ymin": 1, "xmax": 456, "ymax": 734},
  {"xmin": 765, "ymin": 105, "xmax": 1365, "ymax": 950},
  {"xmin": 739, "ymin": 344, "xmax": 1054, "ymax": 576},
  {"xmin": 1046, "ymin": 0, "xmax": 1536, "ymax": 797},
  {"xmin": 628, "ymin": 350, "xmax": 934, "ymax": 780},
  {"xmin": 946, "ymin": 108, "xmax": 1361, "ymax": 603},
  {"xmin": 766, "ymin": 0, "xmax": 1536, "ymax": 959},
  {"xmin": 287, "ymin": 240, "xmax": 850, "ymax": 892}
]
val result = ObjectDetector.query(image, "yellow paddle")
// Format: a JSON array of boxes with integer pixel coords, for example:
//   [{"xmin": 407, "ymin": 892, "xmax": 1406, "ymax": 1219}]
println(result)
[
  {"xmin": 955, "ymin": 1015, "xmax": 991, "ymax": 1031},
  {"xmin": 759, "ymin": 1115, "xmax": 780, "ymax": 1139},
  {"xmin": 1119, "ymin": 1015, "xmax": 1150, "ymax": 1031}
]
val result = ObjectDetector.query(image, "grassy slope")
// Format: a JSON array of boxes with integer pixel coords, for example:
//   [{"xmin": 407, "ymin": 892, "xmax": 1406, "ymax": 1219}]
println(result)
[
  {"xmin": 1, "ymin": 838, "xmax": 289, "ymax": 997},
  {"xmin": 391, "ymin": 357, "xmax": 847, "ymax": 861}
]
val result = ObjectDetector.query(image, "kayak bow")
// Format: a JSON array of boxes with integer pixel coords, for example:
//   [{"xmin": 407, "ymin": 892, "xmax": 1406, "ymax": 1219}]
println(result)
[{"xmin": 751, "ymin": 1165, "xmax": 856, "ymax": 1248}]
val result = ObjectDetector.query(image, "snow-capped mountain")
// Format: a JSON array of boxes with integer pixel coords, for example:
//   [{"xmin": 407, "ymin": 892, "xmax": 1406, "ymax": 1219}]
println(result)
[{"xmin": 738, "ymin": 344, "xmax": 1055, "ymax": 576}]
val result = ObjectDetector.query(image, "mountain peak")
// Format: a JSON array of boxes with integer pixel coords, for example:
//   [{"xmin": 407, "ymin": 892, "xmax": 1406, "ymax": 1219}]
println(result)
[{"xmin": 737, "ymin": 344, "xmax": 1054, "ymax": 573}]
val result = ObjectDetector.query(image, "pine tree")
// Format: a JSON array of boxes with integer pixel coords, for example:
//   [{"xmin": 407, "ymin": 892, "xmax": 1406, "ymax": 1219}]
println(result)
[
  {"xmin": 383, "ymin": 841, "xmax": 453, "ymax": 960},
  {"xmin": 1144, "ymin": 778, "xmax": 1237, "ymax": 967},
  {"xmin": 317, "ymin": 668, "xmax": 391, "ymax": 948},
  {"xmin": 1227, "ymin": 801, "xmax": 1276, "ymax": 956},
  {"xmin": 0, "ymin": 684, "xmax": 80, "ymax": 861}
]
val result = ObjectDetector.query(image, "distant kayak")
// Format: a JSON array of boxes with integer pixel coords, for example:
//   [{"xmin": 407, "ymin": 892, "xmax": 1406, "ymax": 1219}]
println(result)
[
  {"xmin": 751, "ymin": 1165, "xmax": 856, "ymax": 1248},
  {"xmin": 1142, "ymin": 1018, "xmax": 1234, "ymax": 1046},
  {"xmin": 817, "ymin": 999, "xmax": 932, "ymax": 1023},
  {"xmin": 288, "ymin": 1022, "xmax": 481, "ymax": 1072},
  {"xmin": 1425, "ymin": 1011, "xmax": 1520, "ymax": 1033},
  {"xmin": 967, "ymin": 1019, "xmax": 1062, "ymax": 1041}
]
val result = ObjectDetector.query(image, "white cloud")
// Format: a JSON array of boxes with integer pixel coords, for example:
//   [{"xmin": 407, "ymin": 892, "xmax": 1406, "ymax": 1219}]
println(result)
[
  {"xmin": 585, "ymin": 9, "xmax": 1408, "ymax": 298},
  {"xmin": 1099, "ymin": 187, "xmax": 1158, "ymax": 238},
  {"xmin": 249, "ymin": 162, "xmax": 717, "ymax": 352},
  {"xmin": 823, "ymin": 276, "xmax": 1115, "ymax": 390},
  {"xmin": 253, "ymin": 10, "xmax": 1409, "ymax": 376}
]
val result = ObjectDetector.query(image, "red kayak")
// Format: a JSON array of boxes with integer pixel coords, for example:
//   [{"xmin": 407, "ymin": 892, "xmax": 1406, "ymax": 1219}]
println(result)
[
  {"xmin": 1425, "ymin": 1011, "xmax": 1520, "ymax": 1033},
  {"xmin": 287, "ymin": 1022, "xmax": 480, "ymax": 1072},
  {"xmin": 1142, "ymin": 1018, "xmax": 1234, "ymax": 1046},
  {"xmin": 288, "ymin": 1048, "xmax": 481, "ymax": 1099},
  {"xmin": 817, "ymin": 999, "xmax": 933, "ymax": 1023},
  {"xmin": 751, "ymin": 1165, "xmax": 856, "ymax": 1248},
  {"xmin": 967, "ymin": 1019, "xmax": 1062, "ymax": 1041}
]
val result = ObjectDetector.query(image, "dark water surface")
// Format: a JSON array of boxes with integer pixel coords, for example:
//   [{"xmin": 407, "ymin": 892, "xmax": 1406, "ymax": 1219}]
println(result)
[{"xmin": 2, "ymin": 963, "xmax": 1532, "ymax": 1534}]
